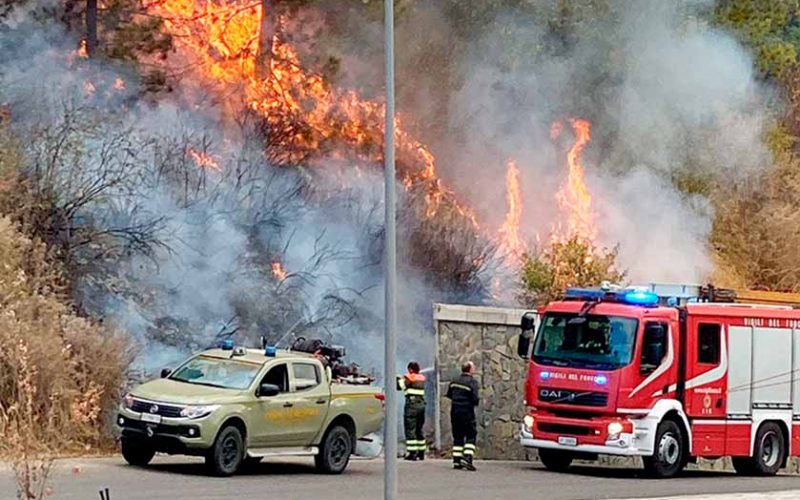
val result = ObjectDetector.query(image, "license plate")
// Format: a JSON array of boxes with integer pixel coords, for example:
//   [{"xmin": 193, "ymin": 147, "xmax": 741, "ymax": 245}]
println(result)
[
  {"xmin": 140, "ymin": 413, "xmax": 162, "ymax": 424},
  {"xmin": 558, "ymin": 436, "xmax": 577, "ymax": 446}
]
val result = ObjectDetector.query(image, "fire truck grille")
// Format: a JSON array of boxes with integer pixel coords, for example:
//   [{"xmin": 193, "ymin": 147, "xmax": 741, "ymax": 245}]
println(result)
[
  {"xmin": 537, "ymin": 389, "xmax": 608, "ymax": 407},
  {"xmin": 130, "ymin": 399, "xmax": 184, "ymax": 418},
  {"xmin": 538, "ymin": 422, "xmax": 593, "ymax": 436}
]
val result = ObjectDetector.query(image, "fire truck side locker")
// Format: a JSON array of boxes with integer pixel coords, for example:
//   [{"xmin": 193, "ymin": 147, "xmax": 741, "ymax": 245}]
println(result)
[{"xmin": 726, "ymin": 325, "xmax": 753, "ymax": 455}]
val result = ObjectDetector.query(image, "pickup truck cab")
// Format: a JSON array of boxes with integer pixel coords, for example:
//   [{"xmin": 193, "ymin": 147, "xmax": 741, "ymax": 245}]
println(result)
[{"xmin": 117, "ymin": 346, "xmax": 385, "ymax": 476}]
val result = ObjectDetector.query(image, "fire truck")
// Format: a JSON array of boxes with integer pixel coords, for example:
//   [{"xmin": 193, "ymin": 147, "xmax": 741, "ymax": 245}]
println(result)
[{"xmin": 516, "ymin": 283, "xmax": 800, "ymax": 478}]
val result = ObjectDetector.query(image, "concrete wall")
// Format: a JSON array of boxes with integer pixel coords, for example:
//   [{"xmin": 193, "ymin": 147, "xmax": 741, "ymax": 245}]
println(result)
[{"xmin": 433, "ymin": 303, "xmax": 535, "ymax": 460}]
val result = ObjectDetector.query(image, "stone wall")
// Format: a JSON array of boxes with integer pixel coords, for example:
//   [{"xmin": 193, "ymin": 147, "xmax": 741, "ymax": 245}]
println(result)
[{"xmin": 433, "ymin": 304, "xmax": 534, "ymax": 460}]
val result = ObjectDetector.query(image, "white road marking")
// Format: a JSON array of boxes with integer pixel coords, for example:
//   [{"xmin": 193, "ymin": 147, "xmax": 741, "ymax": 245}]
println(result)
[{"xmin": 619, "ymin": 491, "xmax": 800, "ymax": 500}]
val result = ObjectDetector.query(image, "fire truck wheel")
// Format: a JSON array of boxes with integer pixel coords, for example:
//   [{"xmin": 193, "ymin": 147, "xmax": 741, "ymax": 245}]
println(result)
[
  {"xmin": 315, "ymin": 425, "xmax": 353, "ymax": 474},
  {"xmin": 121, "ymin": 438, "xmax": 155, "ymax": 467},
  {"xmin": 643, "ymin": 420, "xmax": 685, "ymax": 479},
  {"xmin": 538, "ymin": 449, "xmax": 573, "ymax": 472},
  {"xmin": 205, "ymin": 425, "xmax": 245, "ymax": 477},
  {"xmin": 750, "ymin": 422, "xmax": 785, "ymax": 476}
]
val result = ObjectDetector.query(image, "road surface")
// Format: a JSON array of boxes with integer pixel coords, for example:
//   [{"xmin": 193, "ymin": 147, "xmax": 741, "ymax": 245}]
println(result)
[{"xmin": 2, "ymin": 456, "xmax": 800, "ymax": 500}]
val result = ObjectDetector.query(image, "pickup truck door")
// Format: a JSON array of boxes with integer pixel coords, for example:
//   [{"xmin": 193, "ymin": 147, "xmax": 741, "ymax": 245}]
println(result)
[
  {"xmin": 288, "ymin": 361, "xmax": 330, "ymax": 446},
  {"xmin": 251, "ymin": 362, "xmax": 299, "ymax": 448}
]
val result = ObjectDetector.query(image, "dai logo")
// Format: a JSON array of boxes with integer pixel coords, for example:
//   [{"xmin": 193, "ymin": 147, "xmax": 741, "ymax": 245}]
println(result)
[{"xmin": 539, "ymin": 389, "xmax": 575, "ymax": 401}]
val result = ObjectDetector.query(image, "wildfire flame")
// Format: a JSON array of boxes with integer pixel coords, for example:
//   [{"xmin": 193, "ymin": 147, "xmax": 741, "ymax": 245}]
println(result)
[
  {"xmin": 147, "ymin": 0, "xmax": 478, "ymax": 227},
  {"xmin": 83, "ymin": 80, "xmax": 96, "ymax": 95},
  {"xmin": 271, "ymin": 261, "xmax": 287, "ymax": 281},
  {"xmin": 553, "ymin": 118, "xmax": 597, "ymax": 245},
  {"xmin": 187, "ymin": 149, "xmax": 221, "ymax": 171},
  {"xmin": 114, "ymin": 78, "xmax": 126, "ymax": 91},
  {"xmin": 77, "ymin": 39, "xmax": 89, "ymax": 59},
  {"xmin": 498, "ymin": 159, "xmax": 524, "ymax": 264}
]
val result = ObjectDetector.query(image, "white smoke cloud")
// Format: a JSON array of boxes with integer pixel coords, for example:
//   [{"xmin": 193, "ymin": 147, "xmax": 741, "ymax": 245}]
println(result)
[{"xmin": 439, "ymin": 0, "xmax": 771, "ymax": 285}]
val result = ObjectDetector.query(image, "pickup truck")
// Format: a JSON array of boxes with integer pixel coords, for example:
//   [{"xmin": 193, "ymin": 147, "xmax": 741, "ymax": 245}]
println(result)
[{"xmin": 116, "ymin": 345, "xmax": 385, "ymax": 476}]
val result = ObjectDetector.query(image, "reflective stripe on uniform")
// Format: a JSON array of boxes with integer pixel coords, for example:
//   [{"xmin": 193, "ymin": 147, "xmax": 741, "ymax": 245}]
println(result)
[
  {"xmin": 405, "ymin": 388, "xmax": 425, "ymax": 396},
  {"xmin": 449, "ymin": 383, "xmax": 472, "ymax": 392},
  {"xmin": 406, "ymin": 440, "xmax": 426, "ymax": 451},
  {"xmin": 464, "ymin": 443, "xmax": 476, "ymax": 456},
  {"xmin": 452, "ymin": 445, "xmax": 463, "ymax": 458}
]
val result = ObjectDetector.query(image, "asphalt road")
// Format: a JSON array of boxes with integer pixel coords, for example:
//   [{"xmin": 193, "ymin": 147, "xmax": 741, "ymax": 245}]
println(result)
[{"xmin": 3, "ymin": 456, "xmax": 800, "ymax": 500}]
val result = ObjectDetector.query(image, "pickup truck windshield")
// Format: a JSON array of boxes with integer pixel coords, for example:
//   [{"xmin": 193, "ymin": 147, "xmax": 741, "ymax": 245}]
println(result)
[
  {"xmin": 533, "ymin": 313, "xmax": 638, "ymax": 370},
  {"xmin": 171, "ymin": 356, "xmax": 261, "ymax": 390}
]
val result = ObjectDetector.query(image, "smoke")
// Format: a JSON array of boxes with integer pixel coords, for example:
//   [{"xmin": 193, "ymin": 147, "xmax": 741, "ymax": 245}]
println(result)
[
  {"xmin": 0, "ymin": 0, "xmax": 778, "ymax": 377},
  {"xmin": 0, "ymin": 12, "xmax": 449, "ymax": 375},
  {"xmin": 431, "ymin": 0, "xmax": 771, "ymax": 284}
]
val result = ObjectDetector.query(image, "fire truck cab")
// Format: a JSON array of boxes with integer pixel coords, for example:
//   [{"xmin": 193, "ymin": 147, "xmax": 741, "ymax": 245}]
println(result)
[{"xmin": 517, "ymin": 284, "xmax": 800, "ymax": 478}]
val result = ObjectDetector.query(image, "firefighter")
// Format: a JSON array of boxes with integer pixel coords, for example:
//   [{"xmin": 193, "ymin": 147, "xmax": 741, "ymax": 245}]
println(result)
[
  {"xmin": 446, "ymin": 361, "xmax": 479, "ymax": 471},
  {"xmin": 396, "ymin": 361, "xmax": 426, "ymax": 461}
]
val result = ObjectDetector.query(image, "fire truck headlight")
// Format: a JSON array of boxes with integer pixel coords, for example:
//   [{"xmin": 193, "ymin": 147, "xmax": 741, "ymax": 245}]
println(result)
[
  {"xmin": 523, "ymin": 415, "xmax": 534, "ymax": 431},
  {"xmin": 607, "ymin": 422, "xmax": 624, "ymax": 439}
]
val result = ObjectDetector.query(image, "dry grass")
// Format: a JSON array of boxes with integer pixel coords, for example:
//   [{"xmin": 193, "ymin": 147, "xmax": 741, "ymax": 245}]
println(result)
[{"xmin": 0, "ymin": 129, "xmax": 132, "ymax": 497}]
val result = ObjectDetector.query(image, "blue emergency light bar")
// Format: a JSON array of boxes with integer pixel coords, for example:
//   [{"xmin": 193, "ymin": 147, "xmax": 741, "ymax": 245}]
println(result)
[
  {"xmin": 220, "ymin": 339, "xmax": 235, "ymax": 350},
  {"xmin": 564, "ymin": 287, "xmax": 660, "ymax": 307},
  {"xmin": 264, "ymin": 345, "xmax": 277, "ymax": 357}
]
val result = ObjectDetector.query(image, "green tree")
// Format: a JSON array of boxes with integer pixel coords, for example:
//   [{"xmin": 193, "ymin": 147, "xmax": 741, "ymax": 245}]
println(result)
[{"xmin": 519, "ymin": 236, "xmax": 625, "ymax": 307}]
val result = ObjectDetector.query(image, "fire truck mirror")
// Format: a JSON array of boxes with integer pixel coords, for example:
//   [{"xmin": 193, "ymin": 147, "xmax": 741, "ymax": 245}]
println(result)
[
  {"xmin": 521, "ymin": 312, "xmax": 536, "ymax": 332},
  {"xmin": 516, "ymin": 330, "xmax": 532, "ymax": 359}
]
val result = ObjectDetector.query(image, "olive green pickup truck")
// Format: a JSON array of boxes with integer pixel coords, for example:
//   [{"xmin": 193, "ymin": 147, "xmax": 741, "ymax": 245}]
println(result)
[{"xmin": 116, "ymin": 346, "xmax": 384, "ymax": 476}]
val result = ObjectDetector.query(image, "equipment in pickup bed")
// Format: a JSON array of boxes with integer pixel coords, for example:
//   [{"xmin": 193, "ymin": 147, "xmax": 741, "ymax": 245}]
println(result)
[{"xmin": 288, "ymin": 337, "xmax": 376, "ymax": 385}]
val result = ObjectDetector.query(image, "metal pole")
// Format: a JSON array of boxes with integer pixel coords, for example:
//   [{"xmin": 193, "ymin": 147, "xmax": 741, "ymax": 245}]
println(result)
[{"xmin": 383, "ymin": 0, "xmax": 397, "ymax": 499}]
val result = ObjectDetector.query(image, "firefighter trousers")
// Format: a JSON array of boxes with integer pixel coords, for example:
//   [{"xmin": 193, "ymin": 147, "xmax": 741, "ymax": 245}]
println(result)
[
  {"xmin": 450, "ymin": 409, "xmax": 477, "ymax": 461},
  {"xmin": 404, "ymin": 398, "xmax": 426, "ymax": 453}
]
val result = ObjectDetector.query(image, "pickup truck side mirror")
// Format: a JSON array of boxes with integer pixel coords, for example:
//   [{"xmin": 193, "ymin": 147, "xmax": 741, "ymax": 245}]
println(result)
[
  {"xmin": 258, "ymin": 383, "xmax": 281, "ymax": 397},
  {"xmin": 160, "ymin": 368, "xmax": 172, "ymax": 378},
  {"xmin": 517, "ymin": 312, "xmax": 537, "ymax": 359}
]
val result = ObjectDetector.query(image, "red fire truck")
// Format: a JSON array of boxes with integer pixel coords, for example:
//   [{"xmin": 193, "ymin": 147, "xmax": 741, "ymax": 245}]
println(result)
[{"xmin": 516, "ymin": 284, "xmax": 800, "ymax": 478}]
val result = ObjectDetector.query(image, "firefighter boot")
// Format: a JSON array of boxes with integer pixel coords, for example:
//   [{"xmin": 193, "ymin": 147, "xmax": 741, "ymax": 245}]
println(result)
[
  {"xmin": 453, "ymin": 456, "xmax": 462, "ymax": 470},
  {"xmin": 416, "ymin": 449, "xmax": 425, "ymax": 461},
  {"xmin": 463, "ymin": 455, "xmax": 476, "ymax": 472}
]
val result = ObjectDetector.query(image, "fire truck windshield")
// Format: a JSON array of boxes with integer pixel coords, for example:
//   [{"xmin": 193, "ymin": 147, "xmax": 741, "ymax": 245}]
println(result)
[{"xmin": 532, "ymin": 313, "xmax": 639, "ymax": 370}]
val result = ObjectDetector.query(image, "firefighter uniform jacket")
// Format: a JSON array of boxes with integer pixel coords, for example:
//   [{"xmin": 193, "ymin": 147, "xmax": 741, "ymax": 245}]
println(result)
[
  {"xmin": 446, "ymin": 373, "xmax": 479, "ymax": 412},
  {"xmin": 397, "ymin": 372, "xmax": 427, "ymax": 454}
]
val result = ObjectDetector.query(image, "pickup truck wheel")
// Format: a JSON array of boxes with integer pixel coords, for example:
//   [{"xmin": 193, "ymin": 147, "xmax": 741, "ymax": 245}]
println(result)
[
  {"xmin": 538, "ymin": 449, "xmax": 573, "ymax": 472},
  {"xmin": 206, "ymin": 425, "xmax": 245, "ymax": 477},
  {"xmin": 315, "ymin": 425, "xmax": 353, "ymax": 474},
  {"xmin": 643, "ymin": 420, "xmax": 685, "ymax": 479},
  {"xmin": 121, "ymin": 438, "xmax": 155, "ymax": 467}
]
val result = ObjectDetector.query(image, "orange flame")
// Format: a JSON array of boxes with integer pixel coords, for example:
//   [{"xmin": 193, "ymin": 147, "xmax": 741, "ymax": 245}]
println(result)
[
  {"xmin": 114, "ymin": 78, "xmax": 126, "ymax": 91},
  {"xmin": 77, "ymin": 40, "xmax": 88, "ymax": 59},
  {"xmin": 498, "ymin": 159, "xmax": 524, "ymax": 264},
  {"xmin": 271, "ymin": 261, "xmax": 287, "ymax": 281},
  {"xmin": 83, "ymin": 80, "xmax": 96, "ymax": 95},
  {"xmin": 187, "ymin": 149, "xmax": 221, "ymax": 171},
  {"xmin": 146, "ymin": 0, "xmax": 478, "ymax": 228},
  {"xmin": 554, "ymin": 118, "xmax": 597, "ymax": 244}
]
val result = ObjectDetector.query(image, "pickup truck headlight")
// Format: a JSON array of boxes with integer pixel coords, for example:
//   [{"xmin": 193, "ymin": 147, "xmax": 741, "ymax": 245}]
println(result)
[
  {"xmin": 122, "ymin": 393, "xmax": 134, "ymax": 409},
  {"xmin": 180, "ymin": 405, "xmax": 220, "ymax": 419}
]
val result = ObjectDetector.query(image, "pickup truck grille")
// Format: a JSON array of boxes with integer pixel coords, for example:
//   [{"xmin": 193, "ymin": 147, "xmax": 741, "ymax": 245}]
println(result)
[
  {"xmin": 130, "ymin": 399, "xmax": 184, "ymax": 418},
  {"xmin": 537, "ymin": 388, "xmax": 608, "ymax": 407}
]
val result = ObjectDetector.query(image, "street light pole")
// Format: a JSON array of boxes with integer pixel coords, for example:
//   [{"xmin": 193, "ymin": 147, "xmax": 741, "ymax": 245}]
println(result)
[{"xmin": 383, "ymin": 0, "xmax": 397, "ymax": 499}]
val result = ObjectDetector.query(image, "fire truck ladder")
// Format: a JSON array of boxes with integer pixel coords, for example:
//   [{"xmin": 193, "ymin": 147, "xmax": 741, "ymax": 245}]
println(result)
[{"xmin": 700, "ymin": 285, "xmax": 800, "ymax": 308}]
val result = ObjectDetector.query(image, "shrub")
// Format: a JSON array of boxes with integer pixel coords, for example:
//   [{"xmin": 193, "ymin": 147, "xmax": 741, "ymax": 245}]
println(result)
[{"xmin": 519, "ymin": 236, "xmax": 626, "ymax": 306}]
